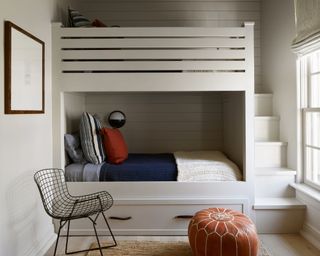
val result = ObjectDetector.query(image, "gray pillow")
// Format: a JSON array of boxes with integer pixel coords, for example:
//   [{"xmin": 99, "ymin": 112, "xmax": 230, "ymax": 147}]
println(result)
[
  {"xmin": 68, "ymin": 8, "xmax": 91, "ymax": 27},
  {"xmin": 64, "ymin": 133, "xmax": 86, "ymax": 164},
  {"xmin": 80, "ymin": 112, "xmax": 106, "ymax": 164}
]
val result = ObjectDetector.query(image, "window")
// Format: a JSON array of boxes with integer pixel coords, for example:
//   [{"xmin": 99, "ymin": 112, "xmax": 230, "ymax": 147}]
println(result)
[{"xmin": 301, "ymin": 50, "xmax": 320, "ymax": 189}]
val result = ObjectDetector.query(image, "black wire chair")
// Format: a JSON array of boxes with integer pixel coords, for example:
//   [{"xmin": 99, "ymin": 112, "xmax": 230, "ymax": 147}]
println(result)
[{"xmin": 34, "ymin": 168, "xmax": 117, "ymax": 256}]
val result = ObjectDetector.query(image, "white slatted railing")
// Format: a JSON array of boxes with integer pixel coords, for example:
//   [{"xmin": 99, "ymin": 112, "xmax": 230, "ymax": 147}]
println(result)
[{"xmin": 53, "ymin": 23, "xmax": 254, "ymax": 91}]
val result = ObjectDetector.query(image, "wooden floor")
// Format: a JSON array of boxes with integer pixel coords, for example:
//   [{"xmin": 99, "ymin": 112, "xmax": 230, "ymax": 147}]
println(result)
[{"xmin": 45, "ymin": 234, "xmax": 320, "ymax": 256}]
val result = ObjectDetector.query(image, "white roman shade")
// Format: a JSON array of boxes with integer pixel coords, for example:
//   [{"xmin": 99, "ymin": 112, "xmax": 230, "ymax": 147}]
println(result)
[{"xmin": 292, "ymin": 0, "xmax": 320, "ymax": 54}]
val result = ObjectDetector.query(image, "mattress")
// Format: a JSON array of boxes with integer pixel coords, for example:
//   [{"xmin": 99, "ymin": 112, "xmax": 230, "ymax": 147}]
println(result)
[
  {"xmin": 65, "ymin": 151, "xmax": 241, "ymax": 182},
  {"xmin": 100, "ymin": 153, "xmax": 177, "ymax": 181}
]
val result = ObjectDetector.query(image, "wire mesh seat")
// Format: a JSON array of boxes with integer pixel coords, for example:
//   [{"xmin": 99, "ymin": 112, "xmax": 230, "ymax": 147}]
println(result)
[{"xmin": 34, "ymin": 168, "xmax": 117, "ymax": 256}]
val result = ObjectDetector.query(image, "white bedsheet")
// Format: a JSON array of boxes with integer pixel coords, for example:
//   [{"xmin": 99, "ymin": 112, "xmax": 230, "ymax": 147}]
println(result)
[{"xmin": 174, "ymin": 151, "xmax": 242, "ymax": 182}]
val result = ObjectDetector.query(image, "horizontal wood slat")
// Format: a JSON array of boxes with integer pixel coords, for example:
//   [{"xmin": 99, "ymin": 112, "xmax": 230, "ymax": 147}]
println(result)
[
  {"xmin": 61, "ymin": 60, "xmax": 246, "ymax": 71},
  {"xmin": 60, "ymin": 37, "xmax": 246, "ymax": 49},
  {"xmin": 61, "ymin": 49, "xmax": 246, "ymax": 60},
  {"xmin": 61, "ymin": 73, "xmax": 247, "ymax": 92},
  {"xmin": 60, "ymin": 27, "xmax": 246, "ymax": 37}
]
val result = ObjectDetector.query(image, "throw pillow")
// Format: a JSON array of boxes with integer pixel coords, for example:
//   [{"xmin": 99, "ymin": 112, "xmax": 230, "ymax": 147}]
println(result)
[
  {"xmin": 80, "ymin": 112, "xmax": 105, "ymax": 164},
  {"xmin": 68, "ymin": 8, "xmax": 91, "ymax": 27},
  {"xmin": 64, "ymin": 133, "xmax": 86, "ymax": 164},
  {"xmin": 101, "ymin": 128, "xmax": 128, "ymax": 164}
]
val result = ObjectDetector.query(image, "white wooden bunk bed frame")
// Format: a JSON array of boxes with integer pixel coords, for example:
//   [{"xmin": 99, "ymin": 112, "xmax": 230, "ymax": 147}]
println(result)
[{"xmin": 52, "ymin": 22, "xmax": 255, "ymax": 235}]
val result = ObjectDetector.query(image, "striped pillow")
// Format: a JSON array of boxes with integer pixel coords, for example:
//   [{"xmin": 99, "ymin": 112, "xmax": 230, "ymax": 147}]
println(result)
[{"xmin": 80, "ymin": 112, "xmax": 105, "ymax": 164}]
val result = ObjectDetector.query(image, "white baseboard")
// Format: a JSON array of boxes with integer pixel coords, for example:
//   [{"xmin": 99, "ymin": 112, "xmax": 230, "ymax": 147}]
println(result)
[
  {"xmin": 300, "ymin": 223, "xmax": 320, "ymax": 251},
  {"xmin": 26, "ymin": 231, "xmax": 56, "ymax": 256}
]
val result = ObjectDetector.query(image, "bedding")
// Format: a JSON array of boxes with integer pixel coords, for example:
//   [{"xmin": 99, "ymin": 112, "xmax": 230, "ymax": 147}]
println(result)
[
  {"xmin": 175, "ymin": 151, "xmax": 242, "ymax": 182},
  {"xmin": 99, "ymin": 153, "xmax": 177, "ymax": 181},
  {"xmin": 65, "ymin": 151, "xmax": 242, "ymax": 182}
]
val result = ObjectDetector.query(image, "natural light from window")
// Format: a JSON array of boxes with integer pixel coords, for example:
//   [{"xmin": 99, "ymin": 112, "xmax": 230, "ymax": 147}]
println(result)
[{"xmin": 302, "ymin": 50, "xmax": 320, "ymax": 189}]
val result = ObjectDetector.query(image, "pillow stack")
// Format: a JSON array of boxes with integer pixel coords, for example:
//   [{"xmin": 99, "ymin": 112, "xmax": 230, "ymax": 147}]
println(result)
[{"xmin": 65, "ymin": 112, "xmax": 128, "ymax": 165}]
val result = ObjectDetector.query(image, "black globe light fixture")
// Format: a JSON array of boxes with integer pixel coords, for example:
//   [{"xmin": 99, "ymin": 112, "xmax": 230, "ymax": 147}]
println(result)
[{"xmin": 108, "ymin": 110, "xmax": 126, "ymax": 128}]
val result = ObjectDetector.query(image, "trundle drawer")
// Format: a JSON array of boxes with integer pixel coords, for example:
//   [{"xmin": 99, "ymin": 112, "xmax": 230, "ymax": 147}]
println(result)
[
  {"xmin": 65, "ymin": 199, "xmax": 246, "ymax": 235},
  {"xmin": 107, "ymin": 204, "xmax": 242, "ymax": 230}
]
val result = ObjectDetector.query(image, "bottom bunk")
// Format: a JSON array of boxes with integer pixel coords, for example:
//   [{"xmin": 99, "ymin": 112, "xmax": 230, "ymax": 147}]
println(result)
[
  {"xmin": 56, "ymin": 91, "xmax": 254, "ymax": 235},
  {"xmin": 66, "ymin": 151, "xmax": 242, "ymax": 182}
]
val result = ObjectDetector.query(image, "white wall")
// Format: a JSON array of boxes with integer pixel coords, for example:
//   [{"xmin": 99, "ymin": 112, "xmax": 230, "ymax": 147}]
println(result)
[
  {"xmin": 261, "ymin": 0, "xmax": 297, "ymax": 170},
  {"xmin": 0, "ymin": 0, "xmax": 62, "ymax": 255}
]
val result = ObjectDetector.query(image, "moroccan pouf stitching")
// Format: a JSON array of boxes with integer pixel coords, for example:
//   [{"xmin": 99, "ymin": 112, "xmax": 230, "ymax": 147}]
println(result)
[{"xmin": 188, "ymin": 208, "xmax": 259, "ymax": 256}]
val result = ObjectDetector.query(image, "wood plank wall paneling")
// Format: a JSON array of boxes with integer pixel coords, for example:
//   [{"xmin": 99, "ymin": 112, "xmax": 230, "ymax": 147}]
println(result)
[
  {"xmin": 85, "ymin": 92, "xmax": 225, "ymax": 153},
  {"xmin": 67, "ymin": 0, "xmax": 261, "ymax": 89}
]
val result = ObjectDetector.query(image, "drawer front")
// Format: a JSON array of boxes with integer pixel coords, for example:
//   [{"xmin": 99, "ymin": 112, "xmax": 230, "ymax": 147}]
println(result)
[
  {"xmin": 107, "ymin": 204, "xmax": 242, "ymax": 230},
  {"xmin": 66, "ymin": 202, "xmax": 244, "ymax": 235}
]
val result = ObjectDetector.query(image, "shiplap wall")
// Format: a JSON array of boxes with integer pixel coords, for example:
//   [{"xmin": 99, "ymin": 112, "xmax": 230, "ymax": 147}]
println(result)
[
  {"xmin": 67, "ymin": 0, "xmax": 261, "ymax": 91},
  {"xmin": 85, "ymin": 92, "xmax": 225, "ymax": 153}
]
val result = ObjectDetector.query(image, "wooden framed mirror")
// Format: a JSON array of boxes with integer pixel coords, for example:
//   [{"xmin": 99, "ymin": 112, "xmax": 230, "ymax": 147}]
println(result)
[{"xmin": 4, "ymin": 21, "xmax": 45, "ymax": 114}]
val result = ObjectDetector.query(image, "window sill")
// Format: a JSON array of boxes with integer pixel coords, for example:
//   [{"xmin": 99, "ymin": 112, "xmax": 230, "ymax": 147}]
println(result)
[{"xmin": 290, "ymin": 183, "xmax": 320, "ymax": 203}]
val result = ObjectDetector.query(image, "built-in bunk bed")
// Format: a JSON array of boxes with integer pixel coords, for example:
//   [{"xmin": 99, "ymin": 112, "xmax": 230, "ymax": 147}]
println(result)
[{"xmin": 52, "ymin": 22, "xmax": 255, "ymax": 235}]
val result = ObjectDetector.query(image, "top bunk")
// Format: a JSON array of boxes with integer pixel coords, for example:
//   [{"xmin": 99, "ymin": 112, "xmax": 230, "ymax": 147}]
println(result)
[{"xmin": 52, "ymin": 22, "xmax": 254, "ymax": 92}]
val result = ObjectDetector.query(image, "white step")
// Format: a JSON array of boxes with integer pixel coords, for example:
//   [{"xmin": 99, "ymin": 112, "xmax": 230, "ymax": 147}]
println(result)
[
  {"xmin": 254, "ymin": 197, "xmax": 306, "ymax": 233},
  {"xmin": 255, "ymin": 142, "xmax": 287, "ymax": 168},
  {"xmin": 255, "ymin": 93, "xmax": 273, "ymax": 116},
  {"xmin": 254, "ymin": 197, "xmax": 306, "ymax": 210},
  {"xmin": 255, "ymin": 168, "xmax": 296, "ymax": 197},
  {"xmin": 255, "ymin": 116, "xmax": 280, "ymax": 141}
]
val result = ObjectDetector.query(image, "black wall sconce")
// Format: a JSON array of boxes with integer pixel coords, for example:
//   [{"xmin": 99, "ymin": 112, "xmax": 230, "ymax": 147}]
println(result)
[{"xmin": 108, "ymin": 110, "xmax": 126, "ymax": 128}]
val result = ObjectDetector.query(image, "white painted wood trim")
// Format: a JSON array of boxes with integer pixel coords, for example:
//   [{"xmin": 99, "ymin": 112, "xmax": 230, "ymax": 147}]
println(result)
[
  {"xmin": 255, "ymin": 141, "xmax": 288, "ymax": 146},
  {"xmin": 300, "ymin": 223, "xmax": 320, "ymax": 251},
  {"xmin": 26, "ymin": 231, "xmax": 55, "ymax": 256},
  {"xmin": 62, "ymin": 49, "xmax": 246, "ymax": 60},
  {"xmin": 61, "ymin": 73, "xmax": 248, "ymax": 92},
  {"xmin": 254, "ymin": 198, "xmax": 306, "ymax": 209},
  {"xmin": 254, "ymin": 116, "xmax": 280, "ymax": 120},
  {"xmin": 62, "ymin": 61, "xmax": 246, "ymax": 71},
  {"xmin": 291, "ymin": 183, "xmax": 320, "ymax": 203},
  {"xmin": 255, "ymin": 168, "xmax": 297, "ymax": 176}
]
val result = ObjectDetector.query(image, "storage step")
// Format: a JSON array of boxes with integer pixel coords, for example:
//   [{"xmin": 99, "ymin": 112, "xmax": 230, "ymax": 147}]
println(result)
[
  {"xmin": 254, "ymin": 197, "xmax": 306, "ymax": 210},
  {"xmin": 255, "ymin": 142, "xmax": 287, "ymax": 168},
  {"xmin": 255, "ymin": 93, "xmax": 273, "ymax": 116},
  {"xmin": 255, "ymin": 116, "xmax": 280, "ymax": 141},
  {"xmin": 255, "ymin": 168, "xmax": 296, "ymax": 197},
  {"xmin": 254, "ymin": 197, "xmax": 306, "ymax": 233}
]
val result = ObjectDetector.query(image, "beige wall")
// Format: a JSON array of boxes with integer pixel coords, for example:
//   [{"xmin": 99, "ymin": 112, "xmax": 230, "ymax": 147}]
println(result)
[{"xmin": 0, "ymin": 0, "xmax": 64, "ymax": 255}]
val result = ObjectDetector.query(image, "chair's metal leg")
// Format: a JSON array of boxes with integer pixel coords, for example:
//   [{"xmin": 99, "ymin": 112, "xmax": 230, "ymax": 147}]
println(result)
[
  {"xmin": 65, "ymin": 220, "xmax": 71, "ymax": 254},
  {"xmin": 101, "ymin": 211, "xmax": 117, "ymax": 246},
  {"xmin": 53, "ymin": 221, "xmax": 63, "ymax": 256},
  {"xmin": 91, "ymin": 219, "xmax": 104, "ymax": 256}
]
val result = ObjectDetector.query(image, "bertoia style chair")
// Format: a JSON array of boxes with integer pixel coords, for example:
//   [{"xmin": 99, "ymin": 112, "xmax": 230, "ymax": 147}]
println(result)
[{"xmin": 34, "ymin": 168, "xmax": 117, "ymax": 256}]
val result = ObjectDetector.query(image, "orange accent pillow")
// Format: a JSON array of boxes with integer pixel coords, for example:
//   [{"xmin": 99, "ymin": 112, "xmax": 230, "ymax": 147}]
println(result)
[{"xmin": 101, "ymin": 128, "xmax": 128, "ymax": 164}]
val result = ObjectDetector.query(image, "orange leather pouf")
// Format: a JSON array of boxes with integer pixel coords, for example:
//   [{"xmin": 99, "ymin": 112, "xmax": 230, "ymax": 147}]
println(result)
[{"xmin": 188, "ymin": 208, "xmax": 258, "ymax": 256}]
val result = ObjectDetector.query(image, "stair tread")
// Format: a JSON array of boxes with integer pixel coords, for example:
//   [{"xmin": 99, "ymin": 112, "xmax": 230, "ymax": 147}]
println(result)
[
  {"xmin": 255, "ymin": 116, "xmax": 280, "ymax": 120},
  {"xmin": 254, "ymin": 197, "xmax": 306, "ymax": 209},
  {"xmin": 255, "ymin": 167, "xmax": 296, "ymax": 176},
  {"xmin": 255, "ymin": 93, "xmax": 273, "ymax": 97},
  {"xmin": 255, "ymin": 141, "xmax": 288, "ymax": 146}
]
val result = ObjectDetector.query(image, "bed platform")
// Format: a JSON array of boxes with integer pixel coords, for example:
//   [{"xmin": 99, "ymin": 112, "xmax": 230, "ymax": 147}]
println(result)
[{"xmin": 52, "ymin": 22, "xmax": 255, "ymax": 235}]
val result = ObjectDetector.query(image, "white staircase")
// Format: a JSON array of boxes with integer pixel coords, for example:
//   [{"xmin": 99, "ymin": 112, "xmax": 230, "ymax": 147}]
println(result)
[{"xmin": 254, "ymin": 94, "xmax": 305, "ymax": 233}]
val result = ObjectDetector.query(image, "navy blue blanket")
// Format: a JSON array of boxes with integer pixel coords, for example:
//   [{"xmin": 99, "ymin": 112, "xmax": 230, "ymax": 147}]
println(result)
[{"xmin": 99, "ymin": 153, "xmax": 177, "ymax": 181}]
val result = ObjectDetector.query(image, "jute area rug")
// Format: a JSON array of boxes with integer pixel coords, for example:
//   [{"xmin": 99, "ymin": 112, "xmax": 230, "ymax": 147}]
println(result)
[{"xmin": 87, "ymin": 240, "xmax": 272, "ymax": 256}]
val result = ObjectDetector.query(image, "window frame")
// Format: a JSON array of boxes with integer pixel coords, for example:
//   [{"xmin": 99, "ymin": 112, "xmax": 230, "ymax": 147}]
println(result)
[{"xmin": 301, "ymin": 51, "xmax": 320, "ymax": 190}]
